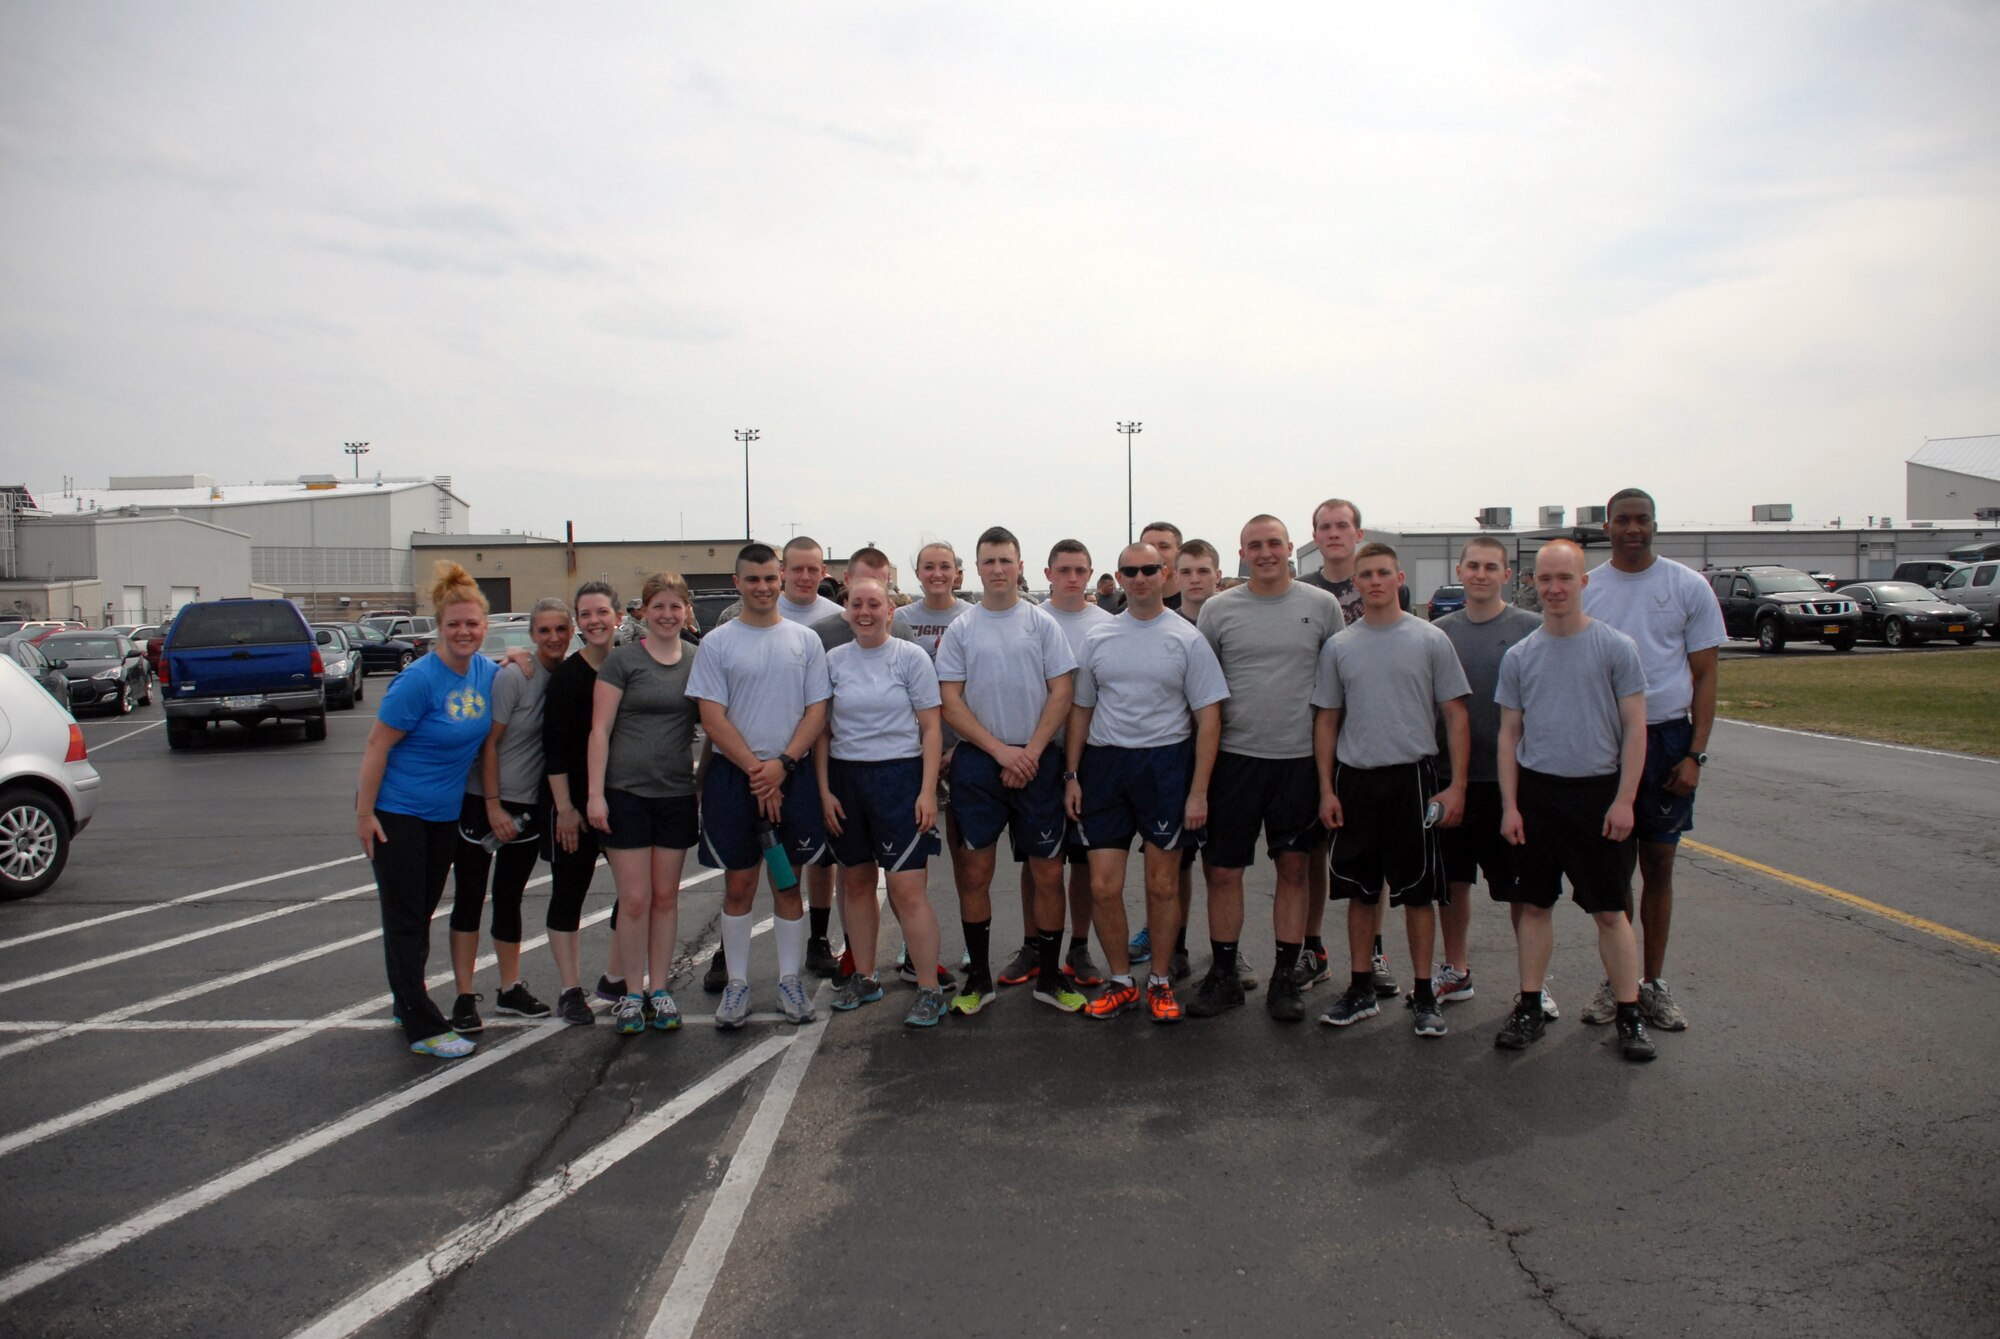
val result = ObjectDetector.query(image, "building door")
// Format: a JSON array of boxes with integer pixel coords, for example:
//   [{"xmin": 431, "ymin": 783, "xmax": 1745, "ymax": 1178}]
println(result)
[
  {"xmin": 477, "ymin": 577, "xmax": 512, "ymax": 614},
  {"xmin": 169, "ymin": 586, "xmax": 198, "ymax": 614},
  {"xmin": 121, "ymin": 586, "xmax": 146, "ymax": 623}
]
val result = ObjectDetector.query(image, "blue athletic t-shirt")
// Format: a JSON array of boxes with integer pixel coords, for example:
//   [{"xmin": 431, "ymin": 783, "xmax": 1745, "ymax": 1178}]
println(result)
[{"xmin": 375, "ymin": 653, "xmax": 500, "ymax": 820}]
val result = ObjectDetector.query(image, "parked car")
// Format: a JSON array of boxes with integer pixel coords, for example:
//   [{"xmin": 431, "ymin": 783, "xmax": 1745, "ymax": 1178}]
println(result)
[
  {"xmin": 1890, "ymin": 560, "xmax": 1967, "ymax": 592},
  {"xmin": 1426, "ymin": 584, "xmax": 1467, "ymax": 620},
  {"xmin": 0, "ymin": 656, "xmax": 101, "ymax": 898},
  {"xmin": 363, "ymin": 615, "xmax": 435, "ymax": 656},
  {"xmin": 0, "ymin": 633, "xmax": 73, "ymax": 712},
  {"xmin": 39, "ymin": 632, "xmax": 151, "ymax": 715},
  {"xmin": 1945, "ymin": 540, "xmax": 2000, "ymax": 563},
  {"xmin": 1835, "ymin": 582, "xmax": 1984, "ymax": 647},
  {"xmin": 105, "ymin": 623, "xmax": 163, "ymax": 647},
  {"xmin": 478, "ymin": 623, "xmax": 536, "ymax": 665},
  {"xmin": 1807, "ymin": 571, "xmax": 1842, "ymax": 592},
  {"xmin": 1936, "ymin": 561, "xmax": 2000, "ymax": 637},
  {"xmin": 320, "ymin": 620, "xmax": 421, "ymax": 674},
  {"xmin": 161, "ymin": 598, "xmax": 327, "ymax": 749},
  {"xmin": 1708, "ymin": 565, "xmax": 1860, "ymax": 652},
  {"xmin": 311, "ymin": 626, "xmax": 366, "ymax": 709}
]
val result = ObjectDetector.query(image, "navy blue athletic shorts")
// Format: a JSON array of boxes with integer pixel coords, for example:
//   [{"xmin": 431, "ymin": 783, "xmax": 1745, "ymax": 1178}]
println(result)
[
  {"xmin": 827, "ymin": 756, "xmax": 941, "ymax": 872},
  {"xmin": 1074, "ymin": 740, "xmax": 1200, "ymax": 852},
  {"xmin": 1635, "ymin": 717, "xmax": 1696, "ymax": 843},
  {"xmin": 697, "ymin": 755, "xmax": 828, "ymax": 872},
  {"xmin": 949, "ymin": 743, "xmax": 1067, "ymax": 860},
  {"xmin": 1327, "ymin": 758, "xmax": 1446, "ymax": 908}
]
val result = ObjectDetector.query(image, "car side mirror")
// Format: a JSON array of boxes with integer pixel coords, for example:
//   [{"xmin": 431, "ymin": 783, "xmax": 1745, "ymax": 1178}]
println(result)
[
  {"xmin": 49, "ymin": 659, "xmax": 67, "ymax": 670},
  {"xmin": 125, "ymin": 647, "xmax": 142, "ymax": 658}
]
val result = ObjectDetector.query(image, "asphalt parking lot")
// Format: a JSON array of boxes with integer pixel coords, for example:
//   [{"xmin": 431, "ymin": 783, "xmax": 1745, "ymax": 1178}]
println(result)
[{"xmin": 2, "ymin": 678, "xmax": 1995, "ymax": 1338}]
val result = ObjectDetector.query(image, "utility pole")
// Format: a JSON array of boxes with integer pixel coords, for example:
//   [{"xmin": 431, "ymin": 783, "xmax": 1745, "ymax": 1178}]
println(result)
[
  {"xmin": 734, "ymin": 429, "xmax": 759, "ymax": 539},
  {"xmin": 1116, "ymin": 422, "xmax": 1143, "ymax": 543},
  {"xmin": 343, "ymin": 441, "xmax": 370, "ymax": 478}
]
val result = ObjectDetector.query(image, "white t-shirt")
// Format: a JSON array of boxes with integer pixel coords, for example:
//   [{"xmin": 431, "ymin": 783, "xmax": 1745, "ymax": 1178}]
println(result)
[
  {"xmin": 777, "ymin": 592, "xmax": 845, "ymax": 626},
  {"xmin": 934, "ymin": 600, "xmax": 1078, "ymax": 749},
  {"xmin": 826, "ymin": 639, "xmax": 941, "ymax": 762},
  {"xmin": 1581, "ymin": 559, "xmax": 1726, "ymax": 724},
  {"xmin": 685, "ymin": 617, "xmax": 832, "ymax": 759},
  {"xmin": 1074, "ymin": 610, "xmax": 1230, "ymax": 749}
]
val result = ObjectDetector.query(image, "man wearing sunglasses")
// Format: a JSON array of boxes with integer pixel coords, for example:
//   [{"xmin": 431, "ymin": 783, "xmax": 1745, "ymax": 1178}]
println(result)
[{"xmin": 1064, "ymin": 543, "xmax": 1228, "ymax": 1023}]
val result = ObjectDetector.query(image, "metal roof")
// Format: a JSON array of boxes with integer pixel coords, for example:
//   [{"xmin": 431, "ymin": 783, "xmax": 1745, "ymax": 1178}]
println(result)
[
  {"xmin": 35, "ymin": 477, "xmax": 458, "ymax": 513},
  {"xmin": 1907, "ymin": 435, "xmax": 2000, "ymax": 481}
]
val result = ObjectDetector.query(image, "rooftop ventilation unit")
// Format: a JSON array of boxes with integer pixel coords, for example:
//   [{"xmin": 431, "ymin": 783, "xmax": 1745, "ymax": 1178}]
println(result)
[
  {"xmin": 1975, "ymin": 507, "xmax": 2000, "ymax": 521},
  {"xmin": 1576, "ymin": 505, "xmax": 1607, "ymax": 525},
  {"xmin": 1538, "ymin": 506, "xmax": 1565, "ymax": 529},
  {"xmin": 1475, "ymin": 507, "xmax": 1512, "ymax": 529},
  {"xmin": 1751, "ymin": 503, "xmax": 1793, "ymax": 523}
]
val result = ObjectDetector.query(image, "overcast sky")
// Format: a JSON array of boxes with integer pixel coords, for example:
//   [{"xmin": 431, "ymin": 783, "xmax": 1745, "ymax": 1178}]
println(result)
[{"xmin": 5, "ymin": 3, "xmax": 1997, "ymax": 570}]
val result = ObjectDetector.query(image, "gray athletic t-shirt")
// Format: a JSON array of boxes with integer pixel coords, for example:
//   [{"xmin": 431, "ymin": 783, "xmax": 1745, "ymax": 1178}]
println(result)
[
  {"xmin": 1496, "ymin": 619, "xmax": 1647, "ymax": 777},
  {"xmin": 465, "ymin": 662, "xmax": 548, "ymax": 805},
  {"xmin": 815, "ymin": 610, "xmax": 917, "ymax": 652},
  {"xmin": 1043, "ymin": 603, "xmax": 1113, "ymax": 745},
  {"xmin": 1197, "ymin": 581, "xmax": 1345, "ymax": 759},
  {"xmin": 826, "ymin": 638, "xmax": 941, "ymax": 762},
  {"xmin": 685, "ymin": 618, "xmax": 832, "ymax": 760},
  {"xmin": 1311, "ymin": 613, "xmax": 1472, "ymax": 769},
  {"xmin": 892, "ymin": 599, "xmax": 969, "ymax": 657},
  {"xmin": 595, "ymin": 641, "xmax": 699, "ymax": 797},
  {"xmin": 1581, "ymin": 558, "xmax": 1726, "ymax": 724},
  {"xmin": 1434, "ymin": 604, "xmax": 1542, "ymax": 783},
  {"xmin": 1074, "ymin": 610, "xmax": 1230, "ymax": 749},
  {"xmin": 934, "ymin": 600, "xmax": 1078, "ymax": 749},
  {"xmin": 778, "ymin": 592, "xmax": 845, "ymax": 626}
]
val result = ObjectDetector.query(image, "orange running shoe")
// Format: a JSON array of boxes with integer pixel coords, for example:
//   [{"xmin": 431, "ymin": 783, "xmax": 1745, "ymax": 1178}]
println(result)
[
  {"xmin": 1147, "ymin": 980, "xmax": 1183, "ymax": 1024},
  {"xmin": 1084, "ymin": 980, "xmax": 1140, "ymax": 1019}
]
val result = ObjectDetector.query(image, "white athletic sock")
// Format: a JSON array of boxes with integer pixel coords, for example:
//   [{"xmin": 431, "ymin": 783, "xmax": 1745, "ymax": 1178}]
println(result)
[
  {"xmin": 722, "ymin": 912, "xmax": 753, "ymax": 984},
  {"xmin": 775, "ymin": 912, "xmax": 807, "ymax": 979}
]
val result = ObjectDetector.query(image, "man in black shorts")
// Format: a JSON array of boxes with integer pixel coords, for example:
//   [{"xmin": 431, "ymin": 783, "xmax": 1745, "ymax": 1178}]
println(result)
[{"xmin": 1495, "ymin": 540, "xmax": 1656, "ymax": 1061}]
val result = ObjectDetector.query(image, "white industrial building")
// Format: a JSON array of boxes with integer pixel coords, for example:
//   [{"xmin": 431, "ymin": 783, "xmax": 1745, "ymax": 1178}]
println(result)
[
  {"xmin": 0, "ymin": 508, "xmax": 276, "ymax": 625},
  {"xmin": 1906, "ymin": 435, "xmax": 2000, "ymax": 521}
]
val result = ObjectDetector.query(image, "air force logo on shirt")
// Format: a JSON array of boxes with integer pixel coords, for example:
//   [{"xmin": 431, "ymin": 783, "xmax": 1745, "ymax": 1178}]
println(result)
[{"xmin": 446, "ymin": 686, "xmax": 487, "ymax": 722}]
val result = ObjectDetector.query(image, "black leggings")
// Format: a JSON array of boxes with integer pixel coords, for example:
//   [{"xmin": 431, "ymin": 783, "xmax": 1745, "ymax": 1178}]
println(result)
[
  {"xmin": 371, "ymin": 809, "xmax": 457, "ymax": 1042},
  {"xmin": 450, "ymin": 838, "xmax": 539, "ymax": 941},
  {"xmin": 545, "ymin": 816, "xmax": 611, "ymax": 934}
]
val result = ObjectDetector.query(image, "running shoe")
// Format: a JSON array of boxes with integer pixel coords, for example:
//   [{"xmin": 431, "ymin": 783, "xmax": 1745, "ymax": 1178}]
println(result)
[
  {"xmin": 1370, "ymin": 953, "xmax": 1400, "ymax": 998},
  {"xmin": 1237, "ymin": 956, "xmax": 1261, "ymax": 992},
  {"xmin": 449, "ymin": 993, "xmax": 484, "ymax": 1035},
  {"xmin": 904, "ymin": 988, "xmax": 947, "ymax": 1028},
  {"xmin": 1265, "ymin": 969, "xmax": 1305, "ymax": 1021},
  {"xmin": 1540, "ymin": 985, "xmax": 1561, "ymax": 1020},
  {"xmin": 1032, "ymin": 977, "xmax": 1088, "ymax": 1013},
  {"xmin": 1184, "ymin": 968, "xmax": 1246, "ymax": 1019},
  {"xmin": 1319, "ymin": 985, "xmax": 1380, "ymax": 1028},
  {"xmin": 895, "ymin": 950, "xmax": 957, "ymax": 990},
  {"xmin": 1083, "ymin": 980, "xmax": 1140, "ymax": 1019},
  {"xmin": 949, "ymin": 970, "xmax": 995, "ymax": 1016},
  {"xmin": 1146, "ymin": 980, "xmax": 1183, "ymax": 1024},
  {"xmin": 832, "ymin": 973, "xmax": 884, "ymax": 1011},
  {"xmin": 1411, "ymin": 999, "xmax": 1449, "ymax": 1038},
  {"xmin": 715, "ymin": 980, "xmax": 753, "ymax": 1030},
  {"xmin": 557, "ymin": 987, "xmax": 595, "ymax": 1026},
  {"xmin": 409, "ymin": 1031, "xmax": 475, "ymax": 1059},
  {"xmin": 1494, "ymin": 998, "xmax": 1547, "ymax": 1050},
  {"xmin": 1169, "ymin": 948, "xmax": 1192, "ymax": 982},
  {"xmin": 494, "ymin": 982, "xmax": 550, "ymax": 1018},
  {"xmin": 597, "ymin": 974, "xmax": 629, "ymax": 1004},
  {"xmin": 805, "ymin": 936, "xmax": 840, "ymax": 978},
  {"xmin": 996, "ymin": 943, "xmax": 1040, "ymax": 986},
  {"xmin": 1580, "ymin": 979, "xmax": 1618, "ymax": 1026},
  {"xmin": 1128, "ymin": 926, "xmax": 1152, "ymax": 959},
  {"xmin": 1431, "ymin": 963, "xmax": 1474, "ymax": 1003},
  {"xmin": 1617, "ymin": 1013, "xmax": 1658, "ymax": 1062},
  {"xmin": 1294, "ymin": 946, "xmax": 1333, "ymax": 990},
  {"xmin": 777, "ymin": 974, "xmax": 817, "ymax": 1024},
  {"xmin": 648, "ymin": 989, "xmax": 681, "ymax": 1031},
  {"xmin": 1640, "ymin": 979, "xmax": 1689, "ymax": 1031},
  {"xmin": 1063, "ymin": 943, "xmax": 1105, "ymax": 987},
  {"xmin": 613, "ymin": 993, "xmax": 646, "ymax": 1035},
  {"xmin": 702, "ymin": 951, "xmax": 727, "ymax": 995}
]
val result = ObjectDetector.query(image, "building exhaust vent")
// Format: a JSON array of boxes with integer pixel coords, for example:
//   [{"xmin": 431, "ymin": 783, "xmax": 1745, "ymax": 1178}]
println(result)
[
  {"xmin": 1751, "ymin": 503, "xmax": 1793, "ymax": 523},
  {"xmin": 1476, "ymin": 507, "xmax": 1513, "ymax": 529},
  {"xmin": 1538, "ymin": 506, "xmax": 1565, "ymax": 528},
  {"xmin": 1576, "ymin": 505, "xmax": 1607, "ymax": 525}
]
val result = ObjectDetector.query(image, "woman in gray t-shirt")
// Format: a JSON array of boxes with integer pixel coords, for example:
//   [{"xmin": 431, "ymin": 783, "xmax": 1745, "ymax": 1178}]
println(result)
[{"xmin": 587, "ymin": 574, "xmax": 702, "ymax": 1036}]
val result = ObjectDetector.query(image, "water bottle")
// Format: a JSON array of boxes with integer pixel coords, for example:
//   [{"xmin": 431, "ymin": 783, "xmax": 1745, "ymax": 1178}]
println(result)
[
  {"xmin": 756, "ymin": 819, "xmax": 798, "ymax": 890},
  {"xmin": 1423, "ymin": 800, "xmax": 1443, "ymax": 829}
]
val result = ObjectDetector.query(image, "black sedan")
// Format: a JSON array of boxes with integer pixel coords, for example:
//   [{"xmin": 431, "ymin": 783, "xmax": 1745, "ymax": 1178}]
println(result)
[
  {"xmin": 0, "ymin": 633, "xmax": 72, "ymax": 712},
  {"xmin": 1835, "ymin": 582, "xmax": 1985, "ymax": 647},
  {"xmin": 311, "ymin": 626, "xmax": 366, "ymax": 709},
  {"xmin": 38, "ymin": 632, "xmax": 150, "ymax": 714},
  {"xmin": 318, "ymin": 621, "xmax": 422, "ymax": 674}
]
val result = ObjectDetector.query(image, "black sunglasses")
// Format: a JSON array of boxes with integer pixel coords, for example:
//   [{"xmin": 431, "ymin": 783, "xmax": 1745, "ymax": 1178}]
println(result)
[{"xmin": 1119, "ymin": 563, "xmax": 1164, "ymax": 578}]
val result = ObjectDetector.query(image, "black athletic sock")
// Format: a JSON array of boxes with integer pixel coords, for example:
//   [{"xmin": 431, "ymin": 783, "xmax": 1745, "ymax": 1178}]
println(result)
[
  {"xmin": 1212, "ymin": 940, "xmax": 1238, "ymax": 977},
  {"xmin": 1273, "ymin": 940, "xmax": 1302, "ymax": 981},
  {"xmin": 963, "ymin": 919, "xmax": 991, "ymax": 978},
  {"xmin": 1615, "ymin": 1000, "xmax": 1642, "ymax": 1025},
  {"xmin": 1304, "ymin": 935, "xmax": 1324, "ymax": 957},
  {"xmin": 809, "ymin": 906, "xmax": 830, "ymax": 941},
  {"xmin": 1519, "ymin": 990, "xmax": 1543, "ymax": 1015},
  {"xmin": 1068, "ymin": 934, "xmax": 1088, "ymax": 955},
  {"xmin": 1413, "ymin": 978, "xmax": 1437, "ymax": 1008},
  {"xmin": 1174, "ymin": 926, "xmax": 1189, "ymax": 953},
  {"xmin": 1037, "ymin": 928, "xmax": 1063, "ymax": 983},
  {"xmin": 1350, "ymin": 970, "xmax": 1373, "ymax": 995}
]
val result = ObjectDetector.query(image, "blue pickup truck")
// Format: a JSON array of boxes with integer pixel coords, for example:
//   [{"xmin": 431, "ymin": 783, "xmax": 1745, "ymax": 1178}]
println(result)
[{"xmin": 162, "ymin": 599, "xmax": 327, "ymax": 750}]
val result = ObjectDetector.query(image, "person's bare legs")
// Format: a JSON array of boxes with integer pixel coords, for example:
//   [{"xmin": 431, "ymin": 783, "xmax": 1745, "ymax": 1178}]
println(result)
[
  {"xmin": 1087, "ymin": 849, "xmax": 1132, "ymax": 977},
  {"xmin": 1595, "ymin": 908, "xmax": 1641, "ymax": 1001},
  {"xmin": 1441, "ymin": 881, "xmax": 1474, "ymax": 974},
  {"xmin": 1514, "ymin": 904, "xmax": 1554, "ymax": 992},
  {"xmin": 1142, "ymin": 845, "xmax": 1183, "ymax": 978},
  {"xmin": 607, "ymin": 846, "xmax": 656, "ymax": 991},
  {"xmin": 1205, "ymin": 862, "xmax": 1246, "ymax": 942},
  {"xmin": 644, "ymin": 846, "xmax": 685, "ymax": 994},
  {"xmin": 956, "ymin": 845, "xmax": 997, "ymax": 925},
  {"xmin": 840, "ymin": 863, "xmax": 882, "ymax": 977},
  {"xmin": 1404, "ymin": 903, "xmax": 1437, "ymax": 990},
  {"xmin": 1637, "ymin": 841, "xmax": 1675, "ymax": 982},
  {"xmin": 884, "ymin": 868, "xmax": 939, "ymax": 989},
  {"xmin": 1272, "ymin": 851, "xmax": 1308, "ymax": 942}
]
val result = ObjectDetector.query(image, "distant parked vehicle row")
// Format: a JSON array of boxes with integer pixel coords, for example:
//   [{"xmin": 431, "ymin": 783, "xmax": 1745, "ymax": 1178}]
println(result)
[
  {"xmin": 1708, "ymin": 565, "xmax": 1859, "ymax": 652},
  {"xmin": 1835, "ymin": 582, "xmax": 1984, "ymax": 647},
  {"xmin": 315, "ymin": 621, "xmax": 421, "ymax": 675}
]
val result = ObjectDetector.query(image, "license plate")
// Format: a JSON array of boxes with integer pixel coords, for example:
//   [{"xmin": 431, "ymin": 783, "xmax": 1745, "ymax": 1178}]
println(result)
[
  {"xmin": 222, "ymin": 695, "xmax": 263, "ymax": 709},
  {"xmin": 1948, "ymin": 625, "xmax": 1965, "ymax": 633},
  {"xmin": 1822, "ymin": 625, "xmax": 1841, "ymax": 634}
]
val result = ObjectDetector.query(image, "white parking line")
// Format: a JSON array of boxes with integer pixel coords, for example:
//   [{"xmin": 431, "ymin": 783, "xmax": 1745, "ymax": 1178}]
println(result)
[
  {"xmin": 0, "ymin": 1011, "xmax": 828, "ymax": 1032},
  {"xmin": 285, "ymin": 1037, "xmax": 792, "ymax": 1339},
  {"xmin": 0, "ymin": 855, "xmax": 367, "ymax": 953},
  {"xmin": 79, "ymin": 719, "xmax": 163, "ymax": 750},
  {"xmin": 1717, "ymin": 716, "xmax": 2000, "ymax": 765}
]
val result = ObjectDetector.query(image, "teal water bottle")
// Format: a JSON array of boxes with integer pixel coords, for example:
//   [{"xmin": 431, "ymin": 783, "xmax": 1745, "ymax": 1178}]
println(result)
[{"xmin": 756, "ymin": 820, "xmax": 798, "ymax": 890}]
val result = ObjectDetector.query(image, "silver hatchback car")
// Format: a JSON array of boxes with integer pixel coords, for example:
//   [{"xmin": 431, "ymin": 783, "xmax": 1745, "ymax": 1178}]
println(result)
[{"xmin": 0, "ymin": 655, "xmax": 102, "ymax": 898}]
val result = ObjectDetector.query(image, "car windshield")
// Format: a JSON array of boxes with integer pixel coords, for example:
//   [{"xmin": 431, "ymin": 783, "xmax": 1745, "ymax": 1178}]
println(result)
[
  {"xmin": 1756, "ymin": 572, "xmax": 1824, "ymax": 594},
  {"xmin": 45, "ymin": 636, "xmax": 120, "ymax": 659},
  {"xmin": 481, "ymin": 626, "xmax": 534, "ymax": 655},
  {"xmin": 1873, "ymin": 584, "xmax": 1939, "ymax": 604}
]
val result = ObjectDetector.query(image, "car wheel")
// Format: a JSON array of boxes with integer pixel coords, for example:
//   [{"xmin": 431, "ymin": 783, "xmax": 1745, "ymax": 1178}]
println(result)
[
  {"xmin": 1828, "ymin": 636, "xmax": 1855, "ymax": 652},
  {"xmin": 354, "ymin": 675, "xmax": 364, "ymax": 702},
  {"xmin": 1883, "ymin": 619, "xmax": 1907, "ymax": 648},
  {"xmin": 1756, "ymin": 617, "xmax": 1786, "ymax": 653},
  {"xmin": 167, "ymin": 720, "xmax": 196, "ymax": 750},
  {"xmin": 397, "ymin": 651, "xmax": 415, "ymax": 671},
  {"xmin": 1956, "ymin": 636, "xmax": 1980, "ymax": 646},
  {"xmin": 0, "ymin": 786, "xmax": 69, "ymax": 899},
  {"xmin": 304, "ymin": 712, "xmax": 328, "ymax": 742},
  {"xmin": 140, "ymin": 675, "xmax": 153, "ymax": 706},
  {"xmin": 115, "ymin": 683, "xmax": 133, "ymax": 714}
]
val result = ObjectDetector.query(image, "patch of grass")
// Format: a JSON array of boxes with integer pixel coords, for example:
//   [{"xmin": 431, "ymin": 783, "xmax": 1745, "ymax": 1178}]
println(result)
[{"xmin": 1717, "ymin": 651, "xmax": 2000, "ymax": 756}]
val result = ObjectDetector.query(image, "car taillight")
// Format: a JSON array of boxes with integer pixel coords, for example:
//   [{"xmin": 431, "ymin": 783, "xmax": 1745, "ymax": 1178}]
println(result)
[
  {"xmin": 66, "ymin": 724, "xmax": 87, "ymax": 762},
  {"xmin": 160, "ymin": 655, "xmax": 171, "ymax": 688},
  {"xmin": 310, "ymin": 648, "xmax": 325, "ymax": 676}
]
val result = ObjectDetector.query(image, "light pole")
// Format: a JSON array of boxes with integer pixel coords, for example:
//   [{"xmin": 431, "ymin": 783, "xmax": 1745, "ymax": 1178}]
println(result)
[
  {"xmin": 1116, "ymin": 421, "xmax": 1142, "ymax": 543},
  {"xmin": 734, "ymin": 429, "xmax": 759, "ymax": 539},
  {"xmin": 343, "ymin": 441, "xmax": 370, "ymax": 479}
]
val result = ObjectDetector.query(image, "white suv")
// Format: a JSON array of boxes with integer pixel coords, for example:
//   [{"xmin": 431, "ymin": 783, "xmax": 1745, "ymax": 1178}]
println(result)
[{"xmin": 0, "ymin": 656, "xmax": 102, "ymax": 897}]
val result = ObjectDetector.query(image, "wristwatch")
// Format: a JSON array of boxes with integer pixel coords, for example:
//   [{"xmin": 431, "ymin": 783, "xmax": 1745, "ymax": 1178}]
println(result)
[
  {"xmin": 780, "ymin": 753, "xmax": 801, "ymax": 775},
  {"xmin": 1060, "ymin": 770, "xmax": 1078, "ymax": 782},
  {"xmin": 1692, "ymin": 751, "xmax": 1709, "ymax": 767}
]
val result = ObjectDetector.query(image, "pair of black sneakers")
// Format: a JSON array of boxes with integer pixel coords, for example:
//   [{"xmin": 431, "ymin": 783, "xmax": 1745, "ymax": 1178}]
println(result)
[
  {"xmin": 447, "ymin": 983, "xmax": 550, "ymax": 1034},
  {"xmin": 1185, "ymin": 966, "xmax": 1307, "ymax": 1020}
]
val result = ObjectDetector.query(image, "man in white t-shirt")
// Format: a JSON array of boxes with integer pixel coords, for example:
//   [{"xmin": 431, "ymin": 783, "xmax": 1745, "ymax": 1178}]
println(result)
[
  {"xmin": 1579, "ymin": 489, "xmax": 1726, "ymax": 1032},
  {"xmin": 771, "ymin": 536, "xmax": 846, "ymax": 977}
]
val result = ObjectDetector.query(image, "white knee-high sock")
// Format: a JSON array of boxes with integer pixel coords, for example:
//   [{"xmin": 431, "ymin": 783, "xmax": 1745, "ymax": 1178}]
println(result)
[
  {"xmin": 722, "ymin": 912, "xmax": 753, "ymax": 985},
  {"xmin": 775, "ymin": 912, "xmax": 807, "ymax": 979}
]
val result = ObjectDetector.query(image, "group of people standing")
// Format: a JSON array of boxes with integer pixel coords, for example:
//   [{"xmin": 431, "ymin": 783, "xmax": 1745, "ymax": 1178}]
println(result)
[{"xmin": 357, "ymin": 485, "xmax": 1722, "ymax": 1067}]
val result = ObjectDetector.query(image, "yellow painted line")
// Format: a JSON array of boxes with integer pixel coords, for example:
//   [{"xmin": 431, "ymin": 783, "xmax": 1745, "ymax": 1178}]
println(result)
[{"xmin": 1684, "ymin": 839, "xmax": 2000, "ymax": 959}]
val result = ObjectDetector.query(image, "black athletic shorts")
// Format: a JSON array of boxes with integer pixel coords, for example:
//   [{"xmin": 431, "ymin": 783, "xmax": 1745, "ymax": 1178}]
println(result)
[
  {"xmin": 1327, "ymin": 758, "xmax": 1446, "ymax": 909},
  {"xmin": 1203, "ymin": 752, "xmax": 1321, "ymax": 869},
  {"xmin": 1514, "ymin": 768, "xmax": 1636, "ymax": 915},
  {"xmin": 1440, "ymin": 781, "xmax": 1519, "ymax": 900}
]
